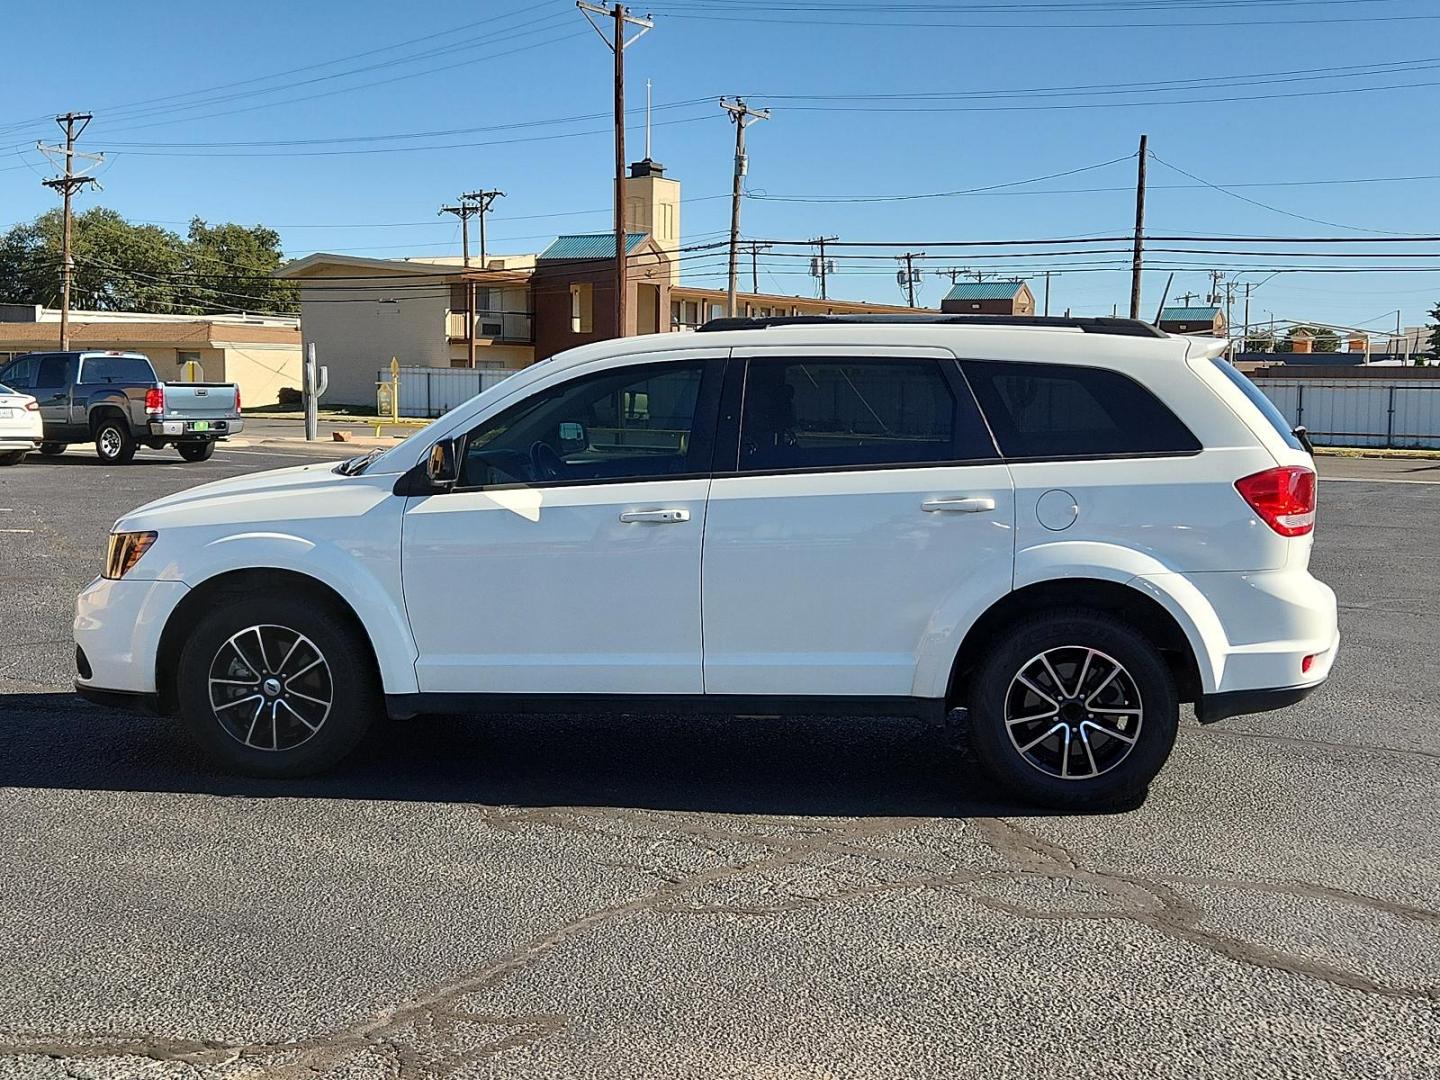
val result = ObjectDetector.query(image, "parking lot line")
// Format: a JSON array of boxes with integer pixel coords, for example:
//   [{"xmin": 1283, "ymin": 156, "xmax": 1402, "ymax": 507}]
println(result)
[{"xmin": 1323, "ymin": 476, "xmax": 1440, "ymax": 486}]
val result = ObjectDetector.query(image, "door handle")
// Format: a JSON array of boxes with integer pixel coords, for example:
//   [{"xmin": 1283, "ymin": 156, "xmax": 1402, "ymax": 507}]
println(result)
[
  {"xmin": 619, "ymin": 508, "xmax": 691, "ymax": 524},
  {"xmin": 922, "ymin": 497, "xmax": 996, "ymax": 514}
]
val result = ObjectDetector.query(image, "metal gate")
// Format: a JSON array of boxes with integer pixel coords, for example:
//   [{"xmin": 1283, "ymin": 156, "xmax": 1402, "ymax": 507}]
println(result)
[
  {"xmin": 1254, "ymin": 378, "xmax": 1440, "ymax": 449},
  {"xmin": 379, "ymin": 366, "xmax": 516, "ymax": 418}
]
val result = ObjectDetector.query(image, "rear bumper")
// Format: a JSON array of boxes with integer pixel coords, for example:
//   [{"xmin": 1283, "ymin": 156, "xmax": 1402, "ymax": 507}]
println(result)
[
  {"xmin": 0, "ymin": 438, "xmax": 40, "ymax": 450},
  {"xmin": 1196, "ymin": 679, "xmax": 1325, "ymax": 724},
  {"xmin": 148, "ymin": 418, "xmax": 243, "ymax": 438}
]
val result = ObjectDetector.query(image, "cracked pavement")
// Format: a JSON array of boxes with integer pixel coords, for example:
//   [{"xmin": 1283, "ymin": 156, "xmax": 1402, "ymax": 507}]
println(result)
[{"xmin": 0, "ymin": 448, "xmax": 1437, "ymax": 1078}]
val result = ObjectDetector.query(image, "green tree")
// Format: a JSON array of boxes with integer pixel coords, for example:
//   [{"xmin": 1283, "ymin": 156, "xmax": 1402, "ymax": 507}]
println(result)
[
  {"xmin": 0, "ymin": 209, "xmax": 297, "ymax": 316},
  {"xmin": 1423, "ymin": 302, "xmax": 1440, "ymax": 365},
  {"xmin": 182, "ymin": 218, "xmax": 297, "ymax": 313},
  {"xmin": 0, "ymin": 208, "xmax": 187, "ymax": 312}
]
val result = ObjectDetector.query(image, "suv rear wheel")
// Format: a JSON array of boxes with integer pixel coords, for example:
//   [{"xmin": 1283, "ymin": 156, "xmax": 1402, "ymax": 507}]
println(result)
[
  {"xmin": 38, "ymin": 442, "xmax": 65, "ymax": 456},
  {"xmin": 176, "ymin": 593, "xmax": 380, "ymax": 777},
  {"xmin": 967, "ymin": 611, "xmax": 1179, "ymax": 810}
]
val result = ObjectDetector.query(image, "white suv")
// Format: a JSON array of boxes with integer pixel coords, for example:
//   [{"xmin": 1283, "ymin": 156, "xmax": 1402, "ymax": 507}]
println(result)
[{"xmin": 74, "ymin": 316, "xmax": 1338, "ymax": 808}]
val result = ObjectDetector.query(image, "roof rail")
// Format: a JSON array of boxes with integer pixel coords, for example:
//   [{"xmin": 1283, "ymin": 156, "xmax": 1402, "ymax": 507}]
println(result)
[{"xmin": 695, "ymin": 313, "xmax": 1167, "ymax": 338}]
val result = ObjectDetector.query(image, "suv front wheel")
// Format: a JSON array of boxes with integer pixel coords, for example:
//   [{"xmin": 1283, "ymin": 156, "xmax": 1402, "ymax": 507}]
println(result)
[
  {"xmin": 967, "ymin": 611, "xmax": 1179, "ymax": 810},
  {"xmin": 176, "ymin": 593, "xmax": 380, "ymax": 777}
]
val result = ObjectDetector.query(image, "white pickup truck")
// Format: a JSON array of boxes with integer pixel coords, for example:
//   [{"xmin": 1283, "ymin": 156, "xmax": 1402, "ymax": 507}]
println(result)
[{"xmin": 0, "ymin": 350, "xmax": 243, "ymax": 463}]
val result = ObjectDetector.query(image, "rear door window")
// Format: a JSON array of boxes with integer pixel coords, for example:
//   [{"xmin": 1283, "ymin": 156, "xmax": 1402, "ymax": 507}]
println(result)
[
  {"xmin": 35, "ymin": 355, "xmax": 73, "ymax": 388},
  {"xmin": 1208, "ymin": 356, "xmax": 1305, "ymax": 452},
  {"xmin": 736, "ymin": 357, "xmax": 996, "ymax": 472},
  {"xmin": 961, "ymin": 360, "xmax": 1200, "ymax": 460}
]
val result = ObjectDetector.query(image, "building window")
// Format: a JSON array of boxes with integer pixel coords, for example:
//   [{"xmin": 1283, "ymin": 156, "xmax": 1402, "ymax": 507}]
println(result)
[{"xmin": 570, "ymin": 283, "xmax": 594, "ymax": 334}]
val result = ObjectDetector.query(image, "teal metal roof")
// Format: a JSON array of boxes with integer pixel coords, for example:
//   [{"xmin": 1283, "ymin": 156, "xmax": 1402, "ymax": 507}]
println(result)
[
  {"xmin": 1160, "ymin": 305, "xmax": 1222, "ymax": 322},
  {"xmin": 943, "ymin": 281, "xmax": 1026, "ymax": 301},
  {"xmin": 538, "ymin": 232, "xmax": 649, "ymax": 260}
]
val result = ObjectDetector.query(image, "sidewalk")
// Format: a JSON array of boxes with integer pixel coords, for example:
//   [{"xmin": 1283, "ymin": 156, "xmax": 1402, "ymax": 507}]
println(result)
[{"xmin": 229, "ymin": 414, "xmax": 422, "ymax": 453}]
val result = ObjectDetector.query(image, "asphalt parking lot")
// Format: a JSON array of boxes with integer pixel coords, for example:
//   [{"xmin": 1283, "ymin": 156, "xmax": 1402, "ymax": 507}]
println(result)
[{"xmin": 0, "ymin": 445, "xmax": 1436, "ymax": 1079}]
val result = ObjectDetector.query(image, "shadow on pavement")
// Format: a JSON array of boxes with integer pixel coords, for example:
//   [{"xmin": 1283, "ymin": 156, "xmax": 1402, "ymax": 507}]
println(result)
[{"xmin": 0, "ymin": 692, "xmax": 1118, "ymax": 819}]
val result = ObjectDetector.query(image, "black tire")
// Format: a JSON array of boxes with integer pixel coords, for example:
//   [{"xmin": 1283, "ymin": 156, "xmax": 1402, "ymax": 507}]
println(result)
[
  {"xmin": 176, "ymin": 592, "xmax": 380, "ymax": 778},
  {"xmin": 0, "ymin": 450, "xmax": 26, "ymax": 466},
  {"xmin": 38, "ymin": 442, "xmax": 65, "ymax": 456},
  {"xmin": 177, "ymin": 440, "xmax": 216, "ymax": 462},
  {"xmin": 147, "ymin": 439, "xmax": 168, "ymax": 451},
  {"xmin": 93, "ymin": 417, "xmax": 137, "ymax": 464},
  {"xmin": 967, "ymin": 610, "xmax": 1179, "ymax": 811}
]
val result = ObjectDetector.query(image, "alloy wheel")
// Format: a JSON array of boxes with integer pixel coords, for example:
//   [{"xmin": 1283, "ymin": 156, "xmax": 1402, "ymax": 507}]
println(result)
[
  {"xmin": 98, "ymin": 428, "xmax": 122, "ymax": 458},
  {"xmin": 207, "ymin": 624, "xmax": 333, "ymax": 751},
  {"xmin": 1004, "ymin": 646, "xmax": 1143, "ymax": 780}
]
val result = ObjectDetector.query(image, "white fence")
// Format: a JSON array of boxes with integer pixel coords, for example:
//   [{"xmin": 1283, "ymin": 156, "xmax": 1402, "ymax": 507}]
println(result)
[
  {"xmin": 382, "ymin": 366, "xmax": 516, "ymax": 418},
  {"xmin": 1254, "ymin": 378, "xmax": 1440, "ymax": 450}
]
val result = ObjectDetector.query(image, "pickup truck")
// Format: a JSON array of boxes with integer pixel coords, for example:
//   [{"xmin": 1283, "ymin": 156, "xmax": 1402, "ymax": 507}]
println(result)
[{"xmin": 0, "ymin": 350, "xmax": 243, "ymax": 463}]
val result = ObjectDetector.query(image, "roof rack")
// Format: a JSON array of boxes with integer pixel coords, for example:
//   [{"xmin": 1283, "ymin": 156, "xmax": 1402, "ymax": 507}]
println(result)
[{"xmin": 695, "ymin": 313, "xmax": 1167, "ymax": 339}]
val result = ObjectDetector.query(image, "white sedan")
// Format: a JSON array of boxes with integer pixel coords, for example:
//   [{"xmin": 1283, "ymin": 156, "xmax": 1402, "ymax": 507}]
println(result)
[{"xmin": 0, "ymin": 383, "xmax": 43, "ymax": 465}]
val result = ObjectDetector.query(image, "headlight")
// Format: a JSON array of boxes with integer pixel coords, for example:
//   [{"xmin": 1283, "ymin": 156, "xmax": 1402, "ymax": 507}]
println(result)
[{"xmin": 103, "ymin": 531, "xmax": 157, "ymax": 580}]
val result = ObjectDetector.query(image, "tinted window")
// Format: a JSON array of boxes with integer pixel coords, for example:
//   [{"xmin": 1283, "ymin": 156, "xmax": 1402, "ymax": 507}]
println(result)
[
  {"xmin": 79, "ymin": 356, "xmax": 153, "ymax": 384},
  {"xmin": 962, "ymin": 360, "xmax": 1200, "ymax": 459},
  {"xmin": 461, "ymin": 361, "xmax": 708, "ymax": 488},
  {"xmin": 0, "ymin": 357, "xmax": 37, "ymax": 389},
  {"xmin": 1208, "ymin": 356, "xmax": 1304, "ymax": 452},
  {"xmin": 737, "ymin": 358, "xmax": 994, "ymax": 472},
  {"xmin": 36, "ymin": 355, "xmax": 72, "ymax": 387}
]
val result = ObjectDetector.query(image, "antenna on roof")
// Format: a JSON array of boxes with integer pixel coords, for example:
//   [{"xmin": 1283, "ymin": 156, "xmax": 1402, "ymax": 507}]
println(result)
[{"xmin": 645, "ymin": 79, "xmax": 652, "ymax": 160}]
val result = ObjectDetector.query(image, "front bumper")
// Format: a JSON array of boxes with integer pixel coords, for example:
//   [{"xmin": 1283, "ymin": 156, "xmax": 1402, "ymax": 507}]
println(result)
[
  {"xmin": 74, "ymin": 576, "xmax": 190, "ymax": 694},
  {"xmin": 148, "ymin": 418, "xmax": 244, "ymax": 438}
]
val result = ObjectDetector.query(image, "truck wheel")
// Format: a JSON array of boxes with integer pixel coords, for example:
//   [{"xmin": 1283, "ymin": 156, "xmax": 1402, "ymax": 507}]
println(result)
[
  {"xmin": 94, "ymin": 419, "xmax": 137, "ymax": 464},
  {"xmin": 176, "ymin": 593, "xmax": 380, "ymax": 778},
  {"xmin": 38, "ymin": 442, "xmax": 65, "ymax": 456},
  {"xmin": 178, "ymin": 441, "xmax": 216, "ymax": 462},
  {"xmin": 967, "ymin": 610, "xmax": 1179, "ymax": 811},
  {"xmin": 0, "ymin": 450, "xmax": 26, "ymax": 466}
]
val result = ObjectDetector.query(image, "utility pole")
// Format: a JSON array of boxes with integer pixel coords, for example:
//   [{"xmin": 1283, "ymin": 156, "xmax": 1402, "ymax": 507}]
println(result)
[
  {"xmin": 1129, "ymin": 133, "xmax": 1148, "ymax": 320},
  {"xmin": 721, "ymin": 97, "xmax": 769, "ymax": 317},
  {"xmin": 578, "ymin": 1, "xmax": 652, "ymax": 338},
  {"xmin": 1242, "ymin": 283, "xmax": 1253, "ymax": 355},
  {"xmin": 897, "ymin": 252, "xmax": 924, "ymax": 308},
  {"xmin": 810, "ymin": 235, "xmax": 838, "ymax": 300},
  {"xmin": 37, "ymin": 113, "xmax": 102, "ymax": 352},
  {"xmin": 465, "ymin": 189, "xmax": 506, "ymax": 363},
  {"xmin": 441, "ymin": 195, "xmax": 481, "ymax": 367},
  {"xmin": 1042, "ymin": 270, "xmax": 1061, "ymax": 317},
  {"xmin": 740, "ymin": 241, "xmax": 772, "ymax": 294},
  {"xmin": 935, "ymin": 267, "xmax": 968, "ymax": 285}
]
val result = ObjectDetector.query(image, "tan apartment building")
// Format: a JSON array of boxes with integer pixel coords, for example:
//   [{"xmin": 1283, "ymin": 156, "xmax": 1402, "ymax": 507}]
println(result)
[
  {"xmin": 0, "ymin": 306, "xmax": 301, "ymax": 406},
  {"xmin": 275, "ymin": 154, "xmax": 936, "ymax": 405}
]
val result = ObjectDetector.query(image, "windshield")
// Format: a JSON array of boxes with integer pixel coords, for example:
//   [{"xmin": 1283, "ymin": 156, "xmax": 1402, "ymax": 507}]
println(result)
[{"xmin": 1208, "ymin": 357, "xmax": 1305, "ymax": 452}]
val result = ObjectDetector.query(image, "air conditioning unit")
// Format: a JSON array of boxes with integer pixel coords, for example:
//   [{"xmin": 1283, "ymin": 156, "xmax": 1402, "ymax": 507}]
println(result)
[{"xmin": 480, "ymin": 321, "xmax": 504, "ymax": 337}]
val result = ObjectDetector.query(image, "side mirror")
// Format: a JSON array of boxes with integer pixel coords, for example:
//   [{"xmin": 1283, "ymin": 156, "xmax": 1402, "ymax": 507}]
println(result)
[
  {"xmin": 426, "ymin": 439, "xmax": 460, "ymax": 488},
  {"xmin": 558, "ymin": 421, "xmax": 588, "ymax": 451}
]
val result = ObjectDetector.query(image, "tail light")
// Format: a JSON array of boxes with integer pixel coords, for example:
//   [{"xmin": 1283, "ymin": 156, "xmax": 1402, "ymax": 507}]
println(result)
[
  {"xmin": 235, "ymin": 385, "xmax": 241, "ymax": 412},
  {"xmin": 1235, "ymin": 466, "xmax": 1316, "ymax": 537},
  {"xmin": 144, "ymin": 386, "xmax": 164, "ymax": 415},
  {"xmin": 24, "ymin": 399, "xmax": 38, "ymax": 412}
]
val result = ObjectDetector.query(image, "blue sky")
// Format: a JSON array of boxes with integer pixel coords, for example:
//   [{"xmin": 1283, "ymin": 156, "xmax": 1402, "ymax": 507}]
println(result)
[{"xmin": 3, "ymin": 0, "xmax": 1438, "ymax": 332}]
